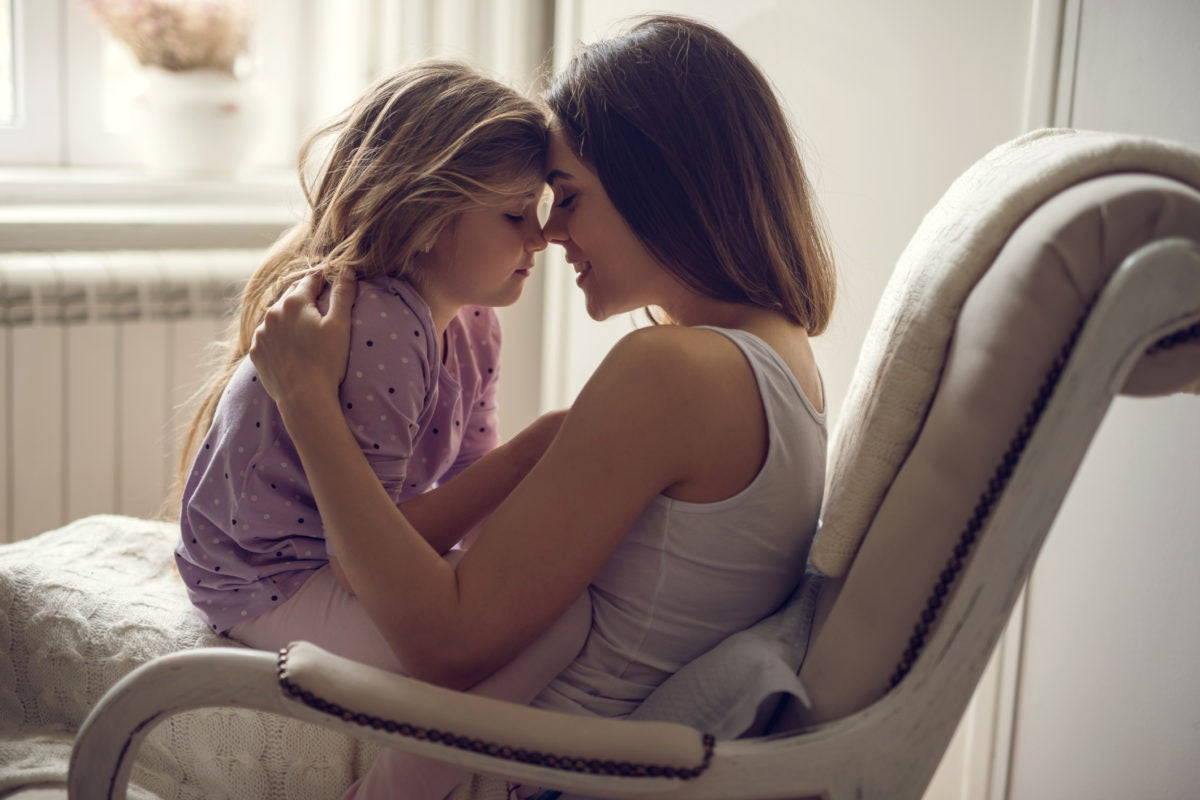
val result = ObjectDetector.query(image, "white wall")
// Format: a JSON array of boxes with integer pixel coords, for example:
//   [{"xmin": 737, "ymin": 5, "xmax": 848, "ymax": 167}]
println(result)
[{"xmin": 1007, "ymin": 2, "xmax": 1200, "ymax": 797}]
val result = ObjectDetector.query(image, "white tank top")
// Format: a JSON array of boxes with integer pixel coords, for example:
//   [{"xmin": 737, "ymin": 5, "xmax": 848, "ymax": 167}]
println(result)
[{"xmin": 533, "ymin": 326, "xmax": 827, "ymax": 717}]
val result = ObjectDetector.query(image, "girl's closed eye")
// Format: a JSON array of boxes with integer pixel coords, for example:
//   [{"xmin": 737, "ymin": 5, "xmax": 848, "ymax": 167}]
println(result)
[
  {"xmin": 555, "ymin": 193, "xmax": 576, "ymax": 209},
  {"xmin": 506, "ymin": 195, "xmax": 542, "ymax": 223}
]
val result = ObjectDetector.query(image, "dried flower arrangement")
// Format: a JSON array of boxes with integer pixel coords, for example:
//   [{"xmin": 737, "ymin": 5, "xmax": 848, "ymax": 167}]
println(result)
[{"xmin": 82, "ymin": 0, "xmax": 257, "ymax": 75}]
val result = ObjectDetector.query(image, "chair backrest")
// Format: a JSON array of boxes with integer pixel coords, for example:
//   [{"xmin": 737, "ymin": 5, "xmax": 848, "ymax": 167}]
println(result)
[{"xmin": 795, "ymin": 130, "xmax": 1200, "ymax": 728}]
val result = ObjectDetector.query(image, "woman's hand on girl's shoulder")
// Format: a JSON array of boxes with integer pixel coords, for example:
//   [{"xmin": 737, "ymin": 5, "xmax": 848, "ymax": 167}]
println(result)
[{"xmin": 250, "ymin": 271, "xmax": 358, "ymax": 409}]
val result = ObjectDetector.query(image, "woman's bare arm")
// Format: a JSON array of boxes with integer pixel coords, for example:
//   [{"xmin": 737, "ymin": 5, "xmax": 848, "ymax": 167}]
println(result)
[{"xmin": 251, "ymin": 274, "xmax": 728, "ymax": 689}]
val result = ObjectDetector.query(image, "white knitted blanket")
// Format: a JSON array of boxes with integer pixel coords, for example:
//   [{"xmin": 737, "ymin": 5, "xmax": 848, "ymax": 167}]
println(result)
[{"xmin": 0, "ymin": 514, "xmax": 380, "ymax": 799}]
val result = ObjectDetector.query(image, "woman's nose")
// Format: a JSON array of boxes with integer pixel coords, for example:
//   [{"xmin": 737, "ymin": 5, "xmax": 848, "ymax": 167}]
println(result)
[{"xmin": 541, "ymin": 207, "xmax": 567, "ymax": 246}]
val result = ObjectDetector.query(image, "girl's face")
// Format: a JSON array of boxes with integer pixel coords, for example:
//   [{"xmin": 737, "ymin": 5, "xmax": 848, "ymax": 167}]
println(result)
[
  {"xmin": 420, "ymin": 185, "xmax": 547, "ymax": 320},
  {"xmin": 542, "ymin": 129, "xmax": 671, "ymax": 321}
]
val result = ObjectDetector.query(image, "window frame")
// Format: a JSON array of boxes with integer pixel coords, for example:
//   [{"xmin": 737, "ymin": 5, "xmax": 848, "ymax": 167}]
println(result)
[
  {"xmin": 0, "ymin": 0, "xmax": 63, "ymax": 165},
  {"xmin": 1, "ymin": 0, "xmax": 313, "ymax": 172}
]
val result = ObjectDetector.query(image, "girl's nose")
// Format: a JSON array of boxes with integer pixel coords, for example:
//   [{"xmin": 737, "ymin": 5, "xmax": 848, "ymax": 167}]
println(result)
[{"xmin": 526, "ymin": 219, "xmax": 547, "ymax": 253}]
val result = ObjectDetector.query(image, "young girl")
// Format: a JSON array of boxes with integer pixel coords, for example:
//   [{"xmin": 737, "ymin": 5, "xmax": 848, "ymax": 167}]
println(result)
[
  {"xmin": 174, "ymin": 64, "xmax": 591, "ymax": 786},
  {"xmin": 250, "ymin": 15, "xmax": 835, "ymax": 798}
]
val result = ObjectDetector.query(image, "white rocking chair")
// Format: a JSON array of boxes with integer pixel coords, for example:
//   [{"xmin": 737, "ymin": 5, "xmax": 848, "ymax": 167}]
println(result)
[{"xmin": 65, "ymin": 129, "xmax": 1200, "ymax": 799}]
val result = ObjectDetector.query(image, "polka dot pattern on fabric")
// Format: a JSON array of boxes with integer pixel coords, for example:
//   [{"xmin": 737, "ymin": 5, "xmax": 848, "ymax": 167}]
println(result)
[{"xmin": 176, "ymin": 279, "xmax": 504, "ymax": 635}]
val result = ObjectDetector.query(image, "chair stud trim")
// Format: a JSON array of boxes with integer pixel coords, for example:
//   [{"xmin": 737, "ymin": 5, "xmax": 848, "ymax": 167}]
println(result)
[
  {"xmin": 275, "ymin": 648, "xmax": 715, "ymax": 781},
  {"xmin": 889, "ymin": 314, "xmax": 1200, "ymax": 689},
  {"xmin": 1145, "ymin": 320, "xmax": 1200, "ymax": 354},
  {"xmin": 888, "ymin": 319, "xmax": 1084, "ymax": 689}
]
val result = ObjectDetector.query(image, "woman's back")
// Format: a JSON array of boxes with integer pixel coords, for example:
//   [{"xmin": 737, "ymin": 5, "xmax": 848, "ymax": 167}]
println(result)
[{"xmin": 534, "ymin": 326, "xmax": 826, "ymax": 717}]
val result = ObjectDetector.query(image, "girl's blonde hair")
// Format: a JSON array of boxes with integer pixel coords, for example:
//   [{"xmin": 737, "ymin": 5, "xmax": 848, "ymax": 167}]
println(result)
[{"xmin": 169, "ymin": 61, "xmax": 547, "ymax": 515}]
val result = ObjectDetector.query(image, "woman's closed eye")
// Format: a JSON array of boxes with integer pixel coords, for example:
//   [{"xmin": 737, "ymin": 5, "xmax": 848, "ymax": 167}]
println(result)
[
  {"xmin": 555, "ymin": 193, "xmax": 576, "ymax": 210},
  {"xmin": 505, "ymin": 213, "xmax": 525, "ymax": 222}
]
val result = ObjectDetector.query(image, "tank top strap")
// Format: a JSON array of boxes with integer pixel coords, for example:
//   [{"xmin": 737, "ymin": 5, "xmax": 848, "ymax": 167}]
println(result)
[{"xmin": 695, "ymin": 325, "xmax": 825, "ymax": 426}]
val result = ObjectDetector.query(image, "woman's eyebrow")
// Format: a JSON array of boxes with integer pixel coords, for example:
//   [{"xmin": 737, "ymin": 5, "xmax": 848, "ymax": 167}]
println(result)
[{"xmin": 545, "ymin": 169, "xmax": 573, "ymax": 185}]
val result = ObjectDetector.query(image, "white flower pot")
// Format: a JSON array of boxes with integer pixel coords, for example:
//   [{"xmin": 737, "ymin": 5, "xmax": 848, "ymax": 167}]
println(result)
[{"xmin": 131, "ymin": 68, "xmax": 263, "ymax": 179}]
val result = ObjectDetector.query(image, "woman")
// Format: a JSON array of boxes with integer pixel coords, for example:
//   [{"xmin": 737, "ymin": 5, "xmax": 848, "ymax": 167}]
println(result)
[{"xmin": 251, "ymin": 14, "xmax": 836, "ymax": 798}]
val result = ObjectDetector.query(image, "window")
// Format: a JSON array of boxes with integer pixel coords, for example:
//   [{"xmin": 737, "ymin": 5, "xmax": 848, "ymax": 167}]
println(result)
[
  {"xmin": 1, "ymin": 0, "xmax": 12, "ymax": 125},
  {"xmin": 0, "ymin": 0, "xmax": 309, "ymax": 170},
  {"xmin": 1, "ymin": 0, "xmax": 555, "ymax": 173},
  {"xmin": 0, "ymin": 0, "xmax": 60, "ymax": 164}
]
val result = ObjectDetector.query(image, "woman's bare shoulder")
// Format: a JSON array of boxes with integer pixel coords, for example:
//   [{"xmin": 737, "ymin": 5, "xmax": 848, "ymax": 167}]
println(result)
[
  {"xmin": 594, "ymin": 325, "xmax": 744, "ymax": 385},
  {"xmin": 567, "ymin": 325, "xmax": 757, "ymax": 476},
  {"xmin": 589, "ymin": 325, "xmax": 770, "ymax": 502}
]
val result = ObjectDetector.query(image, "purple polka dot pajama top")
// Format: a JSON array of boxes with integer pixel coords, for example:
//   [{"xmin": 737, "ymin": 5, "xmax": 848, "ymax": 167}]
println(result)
[{"xmin": 176, "ymin": 277, "xmax": 502, "ymax": 634}]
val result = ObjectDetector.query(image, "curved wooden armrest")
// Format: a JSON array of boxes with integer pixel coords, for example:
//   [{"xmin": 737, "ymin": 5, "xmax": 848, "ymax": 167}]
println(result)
[
  {"xmin": 69, "ymin": 642, "xmax": 715, "ymax": 800},
  {"xmin": 277, "ymin": 641, "xmax": 714, "ymax": 782}
]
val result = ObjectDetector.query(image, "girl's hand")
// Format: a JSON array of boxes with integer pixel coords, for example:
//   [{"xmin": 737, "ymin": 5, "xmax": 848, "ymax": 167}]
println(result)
[{"xmin": 250, "ymin": 271, "xmax": 358, "ymax": 408}]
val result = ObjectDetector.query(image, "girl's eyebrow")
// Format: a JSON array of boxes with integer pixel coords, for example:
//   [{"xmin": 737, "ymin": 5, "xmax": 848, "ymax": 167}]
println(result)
[{"xmin": 545, "ymin": 169, "xmax": 573, "ymax": 185}]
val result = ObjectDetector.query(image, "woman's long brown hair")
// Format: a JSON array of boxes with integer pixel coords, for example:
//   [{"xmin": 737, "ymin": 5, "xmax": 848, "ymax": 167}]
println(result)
[{"xmin": 546, "ymin": 15, "xmax": 836, "ymax": 334}]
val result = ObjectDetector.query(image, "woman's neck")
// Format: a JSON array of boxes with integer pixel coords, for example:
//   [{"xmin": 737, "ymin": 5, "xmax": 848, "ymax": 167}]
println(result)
[{"xmin": 661, "ymin": 290, "xmax": 779, "ymax": 332}]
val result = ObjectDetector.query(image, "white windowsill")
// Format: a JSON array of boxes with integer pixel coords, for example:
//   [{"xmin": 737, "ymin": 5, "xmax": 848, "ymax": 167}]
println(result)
[{"xmin": 0, "ymin": 167, "xmax": 305, "ymax": 252}]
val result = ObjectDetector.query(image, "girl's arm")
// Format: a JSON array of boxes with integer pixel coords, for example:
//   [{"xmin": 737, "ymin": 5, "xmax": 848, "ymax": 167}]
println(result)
[
  {"xmin": 392, "ymin": 407, "xmax": 567, "ymax": 555},
  {"xmin": 333, "ymin": 284, "xmax": 564, "ymax": 559},
  {"xmin": 252, "ymin": 274, "xmax": 719, "ymax": 689}
]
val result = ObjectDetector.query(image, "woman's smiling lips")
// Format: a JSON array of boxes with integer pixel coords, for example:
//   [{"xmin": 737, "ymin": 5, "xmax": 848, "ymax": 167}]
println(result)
[{"xmin": 573, "ymin": 261, "xmax": 592, "ymax": 286}]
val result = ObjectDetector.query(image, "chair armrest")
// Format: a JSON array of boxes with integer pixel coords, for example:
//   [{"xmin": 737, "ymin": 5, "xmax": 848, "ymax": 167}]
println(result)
[
  {"xmin": 278, "ymin": 641, "xmax": 714, "ymax": 782},
  {"xmin": 69, "ymin": 642, "xmax": 714, "ymax": 800}
]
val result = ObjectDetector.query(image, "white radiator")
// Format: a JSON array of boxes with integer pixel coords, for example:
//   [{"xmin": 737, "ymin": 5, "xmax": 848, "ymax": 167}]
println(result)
[{"xmin": 0, "ymin": 250, "xmax": 258, "ymax": 543}]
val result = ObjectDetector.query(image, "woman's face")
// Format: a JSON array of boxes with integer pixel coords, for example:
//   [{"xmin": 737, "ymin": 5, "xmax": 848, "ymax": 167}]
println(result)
[{"xmin": 542, "ymin": 128, "xmax": 669, "ymax": 321}]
